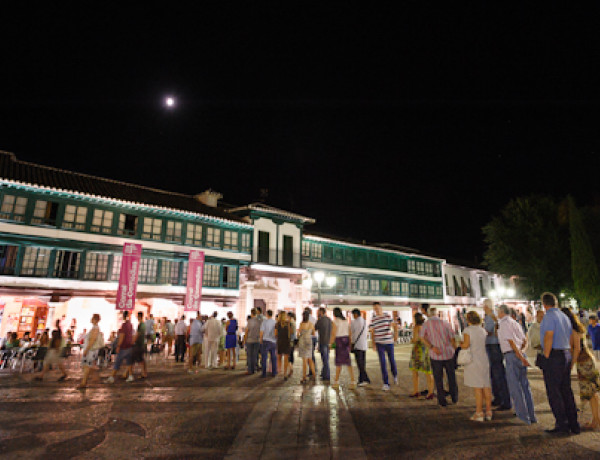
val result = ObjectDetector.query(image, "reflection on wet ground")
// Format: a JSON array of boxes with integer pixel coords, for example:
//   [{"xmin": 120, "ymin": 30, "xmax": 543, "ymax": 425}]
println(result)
[{"xmin": 0, "ymin": 346, "xmax": 598, "ymax": 459}]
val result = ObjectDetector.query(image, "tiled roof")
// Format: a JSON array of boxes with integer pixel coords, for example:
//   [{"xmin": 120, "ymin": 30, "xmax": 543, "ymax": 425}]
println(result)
[{"xmin": 0, "ymin": 150, "xmax": 247, "ymax": 224}]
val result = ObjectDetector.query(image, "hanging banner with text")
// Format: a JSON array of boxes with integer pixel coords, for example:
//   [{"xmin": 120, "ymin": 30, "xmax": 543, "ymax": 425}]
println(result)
[
  {"xmin": 116, "ymin": 243, "xmax": 142, "ymax": 310},
  {"xmin": 185, "ymin": 250, "xmax": 205, "ymax": 311}
]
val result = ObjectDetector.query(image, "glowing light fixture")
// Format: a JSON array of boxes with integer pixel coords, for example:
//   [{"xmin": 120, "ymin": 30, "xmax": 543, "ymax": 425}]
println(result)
[
  {"xmin": 313, "ymin": 271, "xmax": 325, "ymax": 284},
  {"xmin": 165, "ymin": 96, "xmax": 175, "ymax": 107},
  {"xmin": 506, "ymin": 288, "xmax": 515, "ymax": 297},
  {"xmin": 489, "ymin": 290, "xmax": 497, "ymax": 299},
  {"xmin": 303, "ymin": 278, "xmax": 313, "ymax": 289},
  {"xmin": 326, "ymin": 276, "xmax": 337, "ymax": 288}
]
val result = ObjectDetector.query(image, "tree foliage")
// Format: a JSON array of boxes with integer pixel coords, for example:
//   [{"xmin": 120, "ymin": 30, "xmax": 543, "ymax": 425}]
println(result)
[
  {"xmin": 568, "ymin": 196, "xmax": 600, "ymax": 310},
  {"xmin": 483, "ymin": 195, "xmax": 571, "ymax": 299}
]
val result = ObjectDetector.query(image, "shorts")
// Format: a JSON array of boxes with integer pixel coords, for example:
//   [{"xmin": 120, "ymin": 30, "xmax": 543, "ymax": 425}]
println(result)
[
  {"xmin": 165, "ymin": 335, "xmax": 174, "ymax": 345},
  {"xmin": 114, "ymin": 347, "xmax": 133, "ymax": 370},
  {"xmin": 190, "ymin": 343, "xmax": 202, "ymax": 358},
  {"xmin": 145, "ymin": 334, "xmax": 154, "ymax": 343},
  {"xmin": 132, "ymin": 345, "xmax": 145, "ymax": 363},
  {"xmin": 82, "ymin": 350, "xmax": 99, "ymax": 368},
  {"xmin": 43, "ymin": 349, "xmax": 62, "ymax": 366}
]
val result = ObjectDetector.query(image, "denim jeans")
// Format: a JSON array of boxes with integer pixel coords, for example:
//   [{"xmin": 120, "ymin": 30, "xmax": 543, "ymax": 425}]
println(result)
[
  {"xmin": 542, "ymin": 349, "xmax": 579, "ymax": 431},
  {"xmin": 431, "ymin": 358, "xmax": 458, "ymax": 406},
  {"xmin": 319, "ymin": 343, "xmax": 330, "ymax": 380},
  {"xmin": 261, "ymin": 341, "xmax": 277, "ymax": 376},
  {"xmin": 486, "ymin": 344, "xmax": 511, "ymax": 408},
  {"xmin": 376, "ymin": 343, "xmax": 397, "ymax": 385},
  {"xmin": 246, "ymin": 342, "xmax": 260, "ymax": 374},
  {"xmin": 504, "ymin": 352, "xmax": 536, "ymax": 424},
  {"xmin": 353, "ymin": 349, "xmax": 370, "ymax": 383}
]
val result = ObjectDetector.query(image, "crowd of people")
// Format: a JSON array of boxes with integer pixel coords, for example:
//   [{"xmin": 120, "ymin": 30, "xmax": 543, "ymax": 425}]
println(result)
[{"xmin": 3, "ymin": 292, "xmax": 600, "ymax": 434}]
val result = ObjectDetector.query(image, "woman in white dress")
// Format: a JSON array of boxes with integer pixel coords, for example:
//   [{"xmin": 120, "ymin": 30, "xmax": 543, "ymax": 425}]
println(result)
[{"xmin": 461, "ymin": 311, "xmax": 492, "ymax": 422}]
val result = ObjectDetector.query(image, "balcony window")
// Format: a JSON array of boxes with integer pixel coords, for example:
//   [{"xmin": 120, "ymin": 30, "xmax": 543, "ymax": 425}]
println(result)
[
  {"xmin": 0, "ymin": 194, "xmax": 27, "ymax": 222},
  {"xmin": 223, "ymin": 231, "xmax": 238, "ymax": 250},
  {"xmin": 111, "ymin": 254, "xmax": 122, "ymax": 281},
  {"xmin": 410, "ymin": 283, "xmax": 419, "ymax": 297},
  {"xmin": 21, "ymin": 247, "xmax": 51, "ymax": 276},
  {"xmin": 165, "ymin": 221, "xmax": 182, "ymax": 243},
  {"xmin": 53, "ymin": 250, "xmax": 80, "ymax": 279},
  {"xmin": 203, "ymin": 263, "xmax": 220, "ymax": 287},
  {"xmin": 222, "ymin": 265, "xmax": 237, "ymax": 288},
  {"xmin": 32, "ymin": 200, "xmax": 59, "ymax": 226},
  {"xmin": 311, "ymin": 244, "xmax": 322, "ymax": 260},
  {"xmin": 0, "ymin": 244, "xmax": 18, "ymax": 275},
  {"xmin": 62, "ymin": 205, "xmax": 88, "ymax": 230},
  {"xmin": 369, "ymin": 279, "xmax": 380, "ymax": 294},
  {"xmin": 407, "ymin": 260, "xmax": 416, "ymax": 273},
  {"xmin": 118, "ymin": 213, "xmax": 138, "ymax": 236},
  {"xmin": 206, "ymin": 227, "xmax": 221, "ymax": 248},
  {"xmin": 419, "ymin": 284, "xmax": 427, "ymax": 297},
  {"xmin": 391, "ymin": 281, "xmax": 401, "ymax": 296},
  {"xmin": 91, "ymin": 209, "xmax": 113, "ymax": 234},
  {"xmin": 186, "ymin": 223, "xmax": 203, "ymax": 245},
  {"xmin": 138, "ymin": 258, "xmax": 158, "ymax": 284},
  {"xmin": 401, "ymin": 282, "xmax": 409, "ymax": 295},
  {"xmin": 428, "ymin": 285, "xmax": 435, "ymax": 297},
  {"xmin": 416, "ymin": 261, "xmax": 425, "ymax": 275},
  {"xmin": 158, "ymin": 260, "xmax": 181, "ymax": 285},
  {"xmin": 302, "ymin": 241, "xmax": 310, "ymax": 257},
  {"xmin": 358, "ymin": 279, "xmax": 369, "ymax": 294},
  {"xmin": 83, "ymin": 252, "xmax": 110, "ymax": 281},
  {"xmin": 241, "ymin": 233, "xmax": 251, "ymax": 252},
  {"xmin": 142, "ymin": 217, "xmax": 163, "ymax": 241}
]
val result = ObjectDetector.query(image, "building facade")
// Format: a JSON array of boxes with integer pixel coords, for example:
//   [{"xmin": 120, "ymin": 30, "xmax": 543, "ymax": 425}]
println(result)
[{"xmin": 0, "ymin": 151, "xmax": 508, "ymax": 339}]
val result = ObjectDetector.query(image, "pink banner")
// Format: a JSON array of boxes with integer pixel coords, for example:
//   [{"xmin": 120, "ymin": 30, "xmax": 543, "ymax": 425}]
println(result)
[
  {"xmin": 116, "ymin": 243, "xmax": 142, "ymax": 310},
  {"xmin": 185, "ymin": 250, "xmax": 205, "ymax": 311}
]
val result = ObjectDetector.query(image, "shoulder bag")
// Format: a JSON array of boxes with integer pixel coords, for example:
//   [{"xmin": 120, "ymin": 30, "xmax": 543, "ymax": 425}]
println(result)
[{"xmin": 456, "ymin": 347, "xmax": 472, "ymax": 365}]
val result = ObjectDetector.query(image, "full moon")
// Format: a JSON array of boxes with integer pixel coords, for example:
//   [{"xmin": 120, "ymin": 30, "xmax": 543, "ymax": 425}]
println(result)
[{"xmin": 165, "ymin": 97, "xmax": 175, "ymax": 107}]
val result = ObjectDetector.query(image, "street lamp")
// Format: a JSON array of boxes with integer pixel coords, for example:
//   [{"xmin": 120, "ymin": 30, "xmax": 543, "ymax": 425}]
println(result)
[{"xmin": 305, "ymin": 271, "xmax": 336, "ymax": 307}]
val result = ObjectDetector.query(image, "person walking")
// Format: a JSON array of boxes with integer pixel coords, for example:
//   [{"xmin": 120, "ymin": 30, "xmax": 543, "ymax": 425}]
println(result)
[
  {"xmin": 106, "ymin": 311, "xmax": 134, "ymax": 383},
  {"xmin": 369, "ymin": 302, "xmax": 398, "ymax": 391},
  {"xmin": 561, "ymin": 308, "xmax": 600, "ymax": 430},
  {"xmin": 588, "ymin": 315, "xmax": 600, "ymax": 362},
  {"xmin": 330, "ymin": 308, "xmax": 355, "ymax": 389},
  {"xmin": 164, "ymin": 318, "xmax": 175, "ymax": 358},
  {"xmin": 244, "ymin": 309, "xmax": 261, "ymax": 375},
  {"xmin": 132, "ymin": 311, "xmax": 148, "ymax": 379},
  {"xmin": 421, "ymin": 306, "xmax": 458, "ymax": 406},
  {"xmin": 288, "ymin": 312, "xmax": 296, "ymax": 377},
  {"xmin": 483, "ymin": 299, "xmax": 511, "ymax": 411},
  {"xmin": 539, "ymin": 292, "xmax": 581, "ymax": 435},
  {"xmin": 409, "ymin": 312, "xmax": 434, "ymax": 399},
  {"xmin": 497, "ymin": 305, "xmax": 536, "ymax": 425},
  {"xmin": 305, "ymin": 307, "xmax": 318, "ymax": 377},
  {"xmin": 188, "ymin": 312, "xmax": 204, "ymax": 373},
  {"xmin": 225, "ymin": 312, "xmax": 238, "ymax": 370},
  {"xmin": 77, "ymin": 314, "xmax": 104, "ymax": 389},
  {"xmin": 315, "ymin": 307, "xmax": 332, "ymax": 382},
  {"xmin": 205, "ymin": 312, "xmax": 222, "ymax": 369},
  {"xmin": 260, "ymin": 310, "xmax": 277, "ymax": 377},
  {"xmin": 351, "ymin": 308, "xmax": 370, "ymax": 386},
  {"xmin": 275, "ymin": 311, "xmax": 292, "ymax": 379},
  {"xmin": 461, "ymin": 311, "xmax": 492, "ymax": 421},
  {"xmin": 144, "ymin": 314, "xmax": 155, "ymax": 351},
  {"xmin": 36, "ymin": 327, "xmax": 68, "ymax": 382},
  {"xmin": 298, "ymin": 310, "xmax": 317, "ymax": 383}
]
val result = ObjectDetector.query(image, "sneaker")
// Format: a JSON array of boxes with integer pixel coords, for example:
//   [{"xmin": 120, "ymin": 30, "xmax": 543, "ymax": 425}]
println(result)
[
  {"xmin": 126, "ymin": 375, "xmax": 135, "ymax": 383},
  {"xmin": 382, "ymin": 384, "xmax": 390, "ymax": 391},
  {"xmin": 393, "ymin": 376, "xmax": 398, "ymax": 385},
  {"xmin": 105, "ymin": 376, "xmax": 115, "ymax": 384},
  {"xmin": 358, "ymin": 381, "xmax": 369, "ymax": 387}
]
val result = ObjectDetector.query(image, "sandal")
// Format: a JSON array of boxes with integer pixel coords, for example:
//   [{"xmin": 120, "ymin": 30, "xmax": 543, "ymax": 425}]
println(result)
[
  {"xmin": 470, "ymin": 412, "xmax": 485, "ymax": 422},
  {"xmin": 409, "ymin": 393, "xmax": 420, "ymax": 398},
  {"xmin": 301, "ymin": 378, "xmax": 307, "ymax": 384},
  {"xmin": 485, "ymin": 411, "xmax": 493, "ymax": 421}
]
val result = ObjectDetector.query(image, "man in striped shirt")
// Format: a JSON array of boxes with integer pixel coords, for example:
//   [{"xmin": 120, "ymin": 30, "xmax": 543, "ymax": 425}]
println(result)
[
  {"xmin": 421, "ymin": 307, "xmax": 458, "ymax": 407},
  {"xmin": 369, "ymin": 302, "xmax": 398, "ymax": 391}
]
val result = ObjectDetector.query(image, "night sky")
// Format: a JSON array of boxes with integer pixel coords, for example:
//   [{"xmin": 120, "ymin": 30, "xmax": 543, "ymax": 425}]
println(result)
[{"xmin": 2, "ymin": 4, "xmax": 599, "ymax": 263}]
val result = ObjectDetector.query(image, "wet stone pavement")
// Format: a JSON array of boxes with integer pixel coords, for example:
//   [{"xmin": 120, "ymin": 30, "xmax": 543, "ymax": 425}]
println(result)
[{"xmin": 0, "ymin": 346, "xmax": 599, "ymax": 459}]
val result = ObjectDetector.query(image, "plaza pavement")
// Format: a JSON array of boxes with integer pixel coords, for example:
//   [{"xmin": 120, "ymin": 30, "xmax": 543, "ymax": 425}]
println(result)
[{"xmin": 0, "ymin": 345, "xmax": 599, "ymax": 459}]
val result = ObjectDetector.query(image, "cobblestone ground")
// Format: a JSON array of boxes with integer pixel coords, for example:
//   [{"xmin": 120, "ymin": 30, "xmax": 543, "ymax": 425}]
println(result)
[{"xmin": 0, "ymin": 346, "xmax": 599, "ymax": 459}]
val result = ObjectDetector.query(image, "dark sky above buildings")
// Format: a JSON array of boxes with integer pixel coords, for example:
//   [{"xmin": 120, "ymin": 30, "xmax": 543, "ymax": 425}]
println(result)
[{"xmin": 1, "ymin": 4, "xmax": 599, "ymax": 263}]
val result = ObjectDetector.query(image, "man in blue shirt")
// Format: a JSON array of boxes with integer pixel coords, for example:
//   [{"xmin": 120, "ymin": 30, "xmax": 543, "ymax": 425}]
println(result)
[
  {"xmin": 539, "ymin": 292, "xmax": 580, "ymax": 435},
  {"xmin": 259, "ymin": 310, "xmax": 277, "ymax": 377},
  {"xmin": 588, "ymin": 315, "xmax": 600, "ymax": 362},
  {"xmin": 483, "ymin": 299, "xmax": 511, "ymax": 410}
]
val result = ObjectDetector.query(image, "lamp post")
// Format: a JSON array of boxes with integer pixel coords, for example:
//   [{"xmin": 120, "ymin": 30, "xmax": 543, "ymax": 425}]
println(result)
[{"xmin": 303, "ymin": 271, "xmax": 337, "ymax": 308}]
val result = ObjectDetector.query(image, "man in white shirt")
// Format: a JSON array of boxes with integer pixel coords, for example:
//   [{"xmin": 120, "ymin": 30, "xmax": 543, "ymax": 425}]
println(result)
[
  {"xmin": 351, "ymin": 309, "xmax": 370, "ymax": 386},
  {"xmin": 205, "ymin": 312, "xmax": 222, "ymax": 369},
  {"xmin": 174, "ymin": 315, "xmax": 187, "ymax": 363},
  {"xmin": 497, "ymin": 304, "xmax": 536, "ymax": 425}
]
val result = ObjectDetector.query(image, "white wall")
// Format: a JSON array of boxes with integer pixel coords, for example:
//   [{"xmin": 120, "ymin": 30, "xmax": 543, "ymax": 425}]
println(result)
[{"xmin": 253, "ymin": 217, "xmax": 278, "ymax": 265}]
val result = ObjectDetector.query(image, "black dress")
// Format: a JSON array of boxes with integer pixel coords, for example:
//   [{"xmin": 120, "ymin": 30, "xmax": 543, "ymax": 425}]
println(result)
[{"xmin": 276, "ymin": 323, "xmax": 291, "ymax": 355}]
